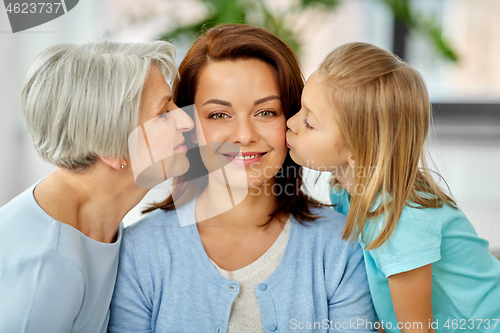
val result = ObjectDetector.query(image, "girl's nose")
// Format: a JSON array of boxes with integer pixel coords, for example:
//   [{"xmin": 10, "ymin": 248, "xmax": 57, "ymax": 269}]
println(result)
[{"xmin": 286, "ymin": 112, "xmax": 299, "ymax": 134}]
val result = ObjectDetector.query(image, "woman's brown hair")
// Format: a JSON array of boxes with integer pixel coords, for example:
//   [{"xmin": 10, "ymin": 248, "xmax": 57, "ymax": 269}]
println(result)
[{"xmin": 145, "ymin": 24, "xmax": 322, "ymax": 223}]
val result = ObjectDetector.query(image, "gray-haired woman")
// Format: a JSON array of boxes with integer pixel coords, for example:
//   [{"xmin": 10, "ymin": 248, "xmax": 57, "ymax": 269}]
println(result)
[{"xmin": 0, "ymin": 41, "xmax": 193, "ymax": 332}]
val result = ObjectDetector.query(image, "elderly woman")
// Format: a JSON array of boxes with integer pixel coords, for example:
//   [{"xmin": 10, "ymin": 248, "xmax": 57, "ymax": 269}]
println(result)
[
  {"xmin": 0, "ymin": 41, "xmax": 193, "ymax": 332},
  {"xmin": 109, "ymin": 24, "xmax": 377, "ymax": 332}
]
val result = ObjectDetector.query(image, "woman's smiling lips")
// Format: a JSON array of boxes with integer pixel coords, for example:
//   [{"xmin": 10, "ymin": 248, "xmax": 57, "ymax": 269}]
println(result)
[{"xmin": 222, "ymin": 151, "xmax": 267, "ymax": 166}]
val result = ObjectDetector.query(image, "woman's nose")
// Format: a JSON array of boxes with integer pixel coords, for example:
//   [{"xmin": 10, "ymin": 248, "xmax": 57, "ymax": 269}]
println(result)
[
  {"xmin": 174, "ymin": 107, "xmax": 194, "ymax": 132},
  {"xmin": 232, "ymin": 118, "xmax": 259, "ymax": 145}
]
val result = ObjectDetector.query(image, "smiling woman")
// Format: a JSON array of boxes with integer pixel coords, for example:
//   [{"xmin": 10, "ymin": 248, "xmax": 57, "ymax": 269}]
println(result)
[
  {"xmin": 193, "ymin": 59, "xmax": 287, "ymax": 193},
  {"xmin": 109, "ymin": 24, "xmax": 377, "ymax": 333}
]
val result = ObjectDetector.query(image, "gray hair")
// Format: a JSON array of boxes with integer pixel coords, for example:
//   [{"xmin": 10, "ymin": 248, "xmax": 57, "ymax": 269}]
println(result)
[{"xmin": 20, "ymin": 40, "xmax": 177, "ymax": 171}]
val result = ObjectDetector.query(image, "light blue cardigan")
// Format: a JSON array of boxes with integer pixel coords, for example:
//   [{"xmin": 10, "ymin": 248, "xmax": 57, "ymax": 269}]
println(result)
[{"xmin": 109, "ymin": 199, "xmax": 377, "ymax": 333}]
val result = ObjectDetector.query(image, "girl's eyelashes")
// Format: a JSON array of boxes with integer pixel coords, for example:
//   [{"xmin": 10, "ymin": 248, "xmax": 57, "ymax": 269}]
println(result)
[{"xmin": 304, "ymin": 118, "xmax": 314, "ymax": 129}]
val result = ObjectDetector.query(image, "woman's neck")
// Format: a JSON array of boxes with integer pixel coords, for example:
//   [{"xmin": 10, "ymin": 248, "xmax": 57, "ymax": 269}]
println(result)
[
  {"xmin": 195, "ymin": 177, "xmax": 288, "ymax": 271},
  {"xmin": 34, "ymin": 164, "xmax": 147, "ymax": 243},
  {"xmin": 195, "ymin": 176, "xmax": 284, "ymax": 232}
]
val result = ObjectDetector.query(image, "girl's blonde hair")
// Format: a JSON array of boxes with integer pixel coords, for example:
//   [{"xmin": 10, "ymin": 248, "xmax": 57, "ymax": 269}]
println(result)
[{"xmin": 318, "ymin": 42, "xmax": 456, "ymax": 250}]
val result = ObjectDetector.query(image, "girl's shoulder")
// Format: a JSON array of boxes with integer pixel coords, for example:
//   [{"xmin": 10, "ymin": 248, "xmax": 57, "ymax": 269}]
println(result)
[
  {"xmin": 364, "ymin": 203, "xmax": 456, "ymax": 244},
  {"xmin": 362, "ymin": 203, "xmax": 474, "ymax": 276},
  {"xmin": 396, "ymin": 201, "xmax": 468, "ymax": 232}
]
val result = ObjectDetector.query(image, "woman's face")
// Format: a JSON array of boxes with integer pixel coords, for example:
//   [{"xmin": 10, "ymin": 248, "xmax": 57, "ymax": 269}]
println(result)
[
  {"xmin": 129, "ymin": 65, "xmax": 194, "ymax": 188},
  {"xmin": 193, "ymin": 59, "xmax": 287, "ymax": 189}
]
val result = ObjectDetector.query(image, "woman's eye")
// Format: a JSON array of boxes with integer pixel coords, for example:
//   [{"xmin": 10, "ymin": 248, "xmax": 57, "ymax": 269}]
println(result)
[
  {"xmin": 257, "ymin": 110, "xmax": 276, "ymax": 117},
  {"xmin": 209, "ymin": 112, "xmax": 229, "ymax": 119}
]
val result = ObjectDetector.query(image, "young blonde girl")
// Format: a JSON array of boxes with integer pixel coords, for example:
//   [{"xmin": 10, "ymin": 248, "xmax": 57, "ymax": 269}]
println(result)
[{"xmin": 286, "ymin": 42, "xmax": 500, "ymax": 333}]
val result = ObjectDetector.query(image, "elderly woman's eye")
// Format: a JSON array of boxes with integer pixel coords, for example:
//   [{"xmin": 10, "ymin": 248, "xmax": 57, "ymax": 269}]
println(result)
[
  {"xmin": 158, "ymin": 110, "xmax": 170, "ymax": 118},
  {"xmin": 209, "ymin": 112, "xmax": 229, "ymax": 119}
]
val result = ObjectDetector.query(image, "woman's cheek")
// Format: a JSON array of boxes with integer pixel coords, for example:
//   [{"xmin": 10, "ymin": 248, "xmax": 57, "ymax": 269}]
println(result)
[
  {"xmin": 271, "ymin": 117, "xmax": 287, "ymax": 139},
  {"xmin": 278, "ymin": 122, "xmax": 288, "ymax": 145}
]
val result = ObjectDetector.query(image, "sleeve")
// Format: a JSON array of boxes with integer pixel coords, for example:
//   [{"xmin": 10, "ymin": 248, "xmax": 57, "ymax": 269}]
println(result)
[
  {"xmin": 366, "ymin": 207, "xmax": 442, "ymax": 277},
  {"xmin": 327, "ymin": 241, "xmax": 378, "ymax": 332},
  {"xmin": 108, "ymin": 235, "xmax": 153, "ymax": 333},
  {"xmin": 0, "ymin": 253, "xmax": 85, "ymax": 333}
]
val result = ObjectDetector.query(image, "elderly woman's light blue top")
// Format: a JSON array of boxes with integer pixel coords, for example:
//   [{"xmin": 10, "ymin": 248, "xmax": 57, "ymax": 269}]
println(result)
[
  {"xmin": 0, "ymin": 182, "xmax": 123, "ymax": 333},
  {"xmin": 109, "ymin": 198, "xmax": 377, "ymax": 333}
]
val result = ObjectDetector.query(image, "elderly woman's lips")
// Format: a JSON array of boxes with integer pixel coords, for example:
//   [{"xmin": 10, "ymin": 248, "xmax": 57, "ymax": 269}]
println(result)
[{"xmin": 174, "ymin": 139, "xmax": 187, "ymax": 151}]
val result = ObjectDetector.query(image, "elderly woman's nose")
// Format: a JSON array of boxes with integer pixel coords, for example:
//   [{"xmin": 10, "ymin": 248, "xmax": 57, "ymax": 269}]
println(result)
[
  {"xmin": 174, "ymin": 107, "xmax": 194, "ymax": 131},
  {"xmin": 232, "ymin": 117, "xmax": 259, "ymax": 145}
]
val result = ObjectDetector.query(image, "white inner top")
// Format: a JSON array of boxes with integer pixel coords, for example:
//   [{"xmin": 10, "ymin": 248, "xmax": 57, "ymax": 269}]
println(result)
[{"xmin": 210, "ymin": 217, "xmax": 291, "ymax": 333}]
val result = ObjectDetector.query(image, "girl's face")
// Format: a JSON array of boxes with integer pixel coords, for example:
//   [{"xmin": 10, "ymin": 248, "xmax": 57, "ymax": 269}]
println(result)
[
  {"xmin": 193, "ymin": 59, "xmax": 287, "ymax": 189},
  {"xmin": 286, "ymin": 71, "xmax": 352, "ymax": 175}
]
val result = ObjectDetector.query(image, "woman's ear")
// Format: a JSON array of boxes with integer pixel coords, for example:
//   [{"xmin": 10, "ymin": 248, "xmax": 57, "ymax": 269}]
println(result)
[{"xmin": 100, "ymin": 156, "xmax": 127, "ymax": 171}]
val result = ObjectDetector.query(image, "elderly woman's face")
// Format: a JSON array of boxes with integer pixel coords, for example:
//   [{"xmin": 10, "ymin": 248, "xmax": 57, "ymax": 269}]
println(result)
[
  {"xmin": 193, "ymin": 59, "xmax": 287, "ymax": 189},
  {"xmin": 129, "ymin": 65, "xmax": 194, "ymax": 188}
]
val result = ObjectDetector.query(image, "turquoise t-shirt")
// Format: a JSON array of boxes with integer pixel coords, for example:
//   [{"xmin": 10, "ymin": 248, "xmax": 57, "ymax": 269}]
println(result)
[{"xmin": 330, "ymin": 187, "xmax": 500, "ymax": 333}]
